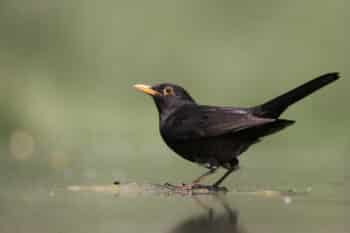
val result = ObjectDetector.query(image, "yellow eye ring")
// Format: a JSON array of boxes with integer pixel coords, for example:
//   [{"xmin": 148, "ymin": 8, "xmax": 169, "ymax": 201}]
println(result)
[{"xmin": 163, "ymin": 86, "xmax": 174, "ymax": 96}]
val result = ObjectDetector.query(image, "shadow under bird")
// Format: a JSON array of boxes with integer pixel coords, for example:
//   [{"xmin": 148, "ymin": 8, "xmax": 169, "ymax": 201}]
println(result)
[{"xmin": 134, "ymin": 73, "xmax": 339, "ymax": 191}]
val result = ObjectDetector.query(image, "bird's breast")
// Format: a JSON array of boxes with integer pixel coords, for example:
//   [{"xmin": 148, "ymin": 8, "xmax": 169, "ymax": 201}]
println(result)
[{"xmin": 160, "ymin": 130, "xmax": 255, "ymax": 167}]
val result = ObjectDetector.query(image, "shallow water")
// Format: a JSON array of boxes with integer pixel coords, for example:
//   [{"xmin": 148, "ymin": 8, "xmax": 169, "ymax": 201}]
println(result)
[{"xmin": 0, "ymin": 179, "xmax": 347, "ymax": 233}]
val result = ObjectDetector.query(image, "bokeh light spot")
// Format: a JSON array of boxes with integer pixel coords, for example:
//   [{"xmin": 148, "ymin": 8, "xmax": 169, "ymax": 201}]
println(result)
[{"xmin": 9, "ymin": 129, "xmax": 35, "ymax": 161}]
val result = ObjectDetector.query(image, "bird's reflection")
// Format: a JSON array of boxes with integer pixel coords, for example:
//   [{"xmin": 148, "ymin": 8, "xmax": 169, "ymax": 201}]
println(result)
[{"xmin": 169, "ymin": 194, "xmax": 245, "ymax": 233}]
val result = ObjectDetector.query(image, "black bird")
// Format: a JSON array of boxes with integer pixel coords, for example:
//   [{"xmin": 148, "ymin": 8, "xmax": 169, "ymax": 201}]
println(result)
[{"xmin": 134, "ymin": 73, "xmax": 339, "ymax": 190}]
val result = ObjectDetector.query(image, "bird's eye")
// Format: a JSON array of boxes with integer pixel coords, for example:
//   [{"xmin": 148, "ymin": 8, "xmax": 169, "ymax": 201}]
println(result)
[{"xmin": 163, "ymin": 86, "xmax": 175, "ymax": 96}]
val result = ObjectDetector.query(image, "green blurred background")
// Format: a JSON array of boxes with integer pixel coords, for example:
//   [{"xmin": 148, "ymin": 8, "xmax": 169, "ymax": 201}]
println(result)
[{"xmin": 0, "ymin": 1, "xmax": 348, "ymax": 233}]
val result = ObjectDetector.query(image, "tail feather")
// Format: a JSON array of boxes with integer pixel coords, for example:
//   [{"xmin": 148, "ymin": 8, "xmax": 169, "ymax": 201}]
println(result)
[{"xmin": 254, "ymin": 73, "xmax": 339, "ymax": 118}]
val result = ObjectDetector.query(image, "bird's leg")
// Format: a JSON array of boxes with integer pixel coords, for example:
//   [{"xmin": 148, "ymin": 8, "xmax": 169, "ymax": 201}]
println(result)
[
  {"xmin": 212, "ymin": 165, "xmax": 239, "ymax": 188},
  {"xmin": 164, "ymin": 168, "xmax": 217, "ymax": 192},
  {"xmin": 180, "ymin": 168, "xmax": 217, "ymax": 191},
  {"xmin": 192, "ymin": 168, "xmax": 217, "ymax": 184}
]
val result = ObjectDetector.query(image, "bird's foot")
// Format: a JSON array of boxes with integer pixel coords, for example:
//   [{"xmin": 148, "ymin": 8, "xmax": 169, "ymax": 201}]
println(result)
[
  {"xmin": 163, "ymin": 182, "xmax": 201, "ymax": 192},
  {"xmin": 163, "ymin": 182, "xmax": 227, "ymax": 194},
  {"xmin": 208, "ymin": 185, "xmax": 228, "ymax": 192}
]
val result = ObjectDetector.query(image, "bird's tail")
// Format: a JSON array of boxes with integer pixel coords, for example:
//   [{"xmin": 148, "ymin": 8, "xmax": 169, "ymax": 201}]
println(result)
[{"xmin": 253, "ymin": 73, "xmax": 339, "ymax": 118}]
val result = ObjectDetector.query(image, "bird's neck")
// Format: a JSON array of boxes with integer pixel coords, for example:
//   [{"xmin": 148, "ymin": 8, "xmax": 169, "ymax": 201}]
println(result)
[
  {"xmin": 158, "ymin": 104, "xmax": 182, "ymax": 123},
  {"xmin": 157, "ymin": 100, "xmax": 193, "ymax": 124}
]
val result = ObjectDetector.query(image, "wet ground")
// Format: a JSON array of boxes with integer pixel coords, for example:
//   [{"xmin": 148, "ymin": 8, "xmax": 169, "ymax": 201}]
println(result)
[{"xmin": 0, "ymin": 174, "xmax": 347, "ymax": 233}]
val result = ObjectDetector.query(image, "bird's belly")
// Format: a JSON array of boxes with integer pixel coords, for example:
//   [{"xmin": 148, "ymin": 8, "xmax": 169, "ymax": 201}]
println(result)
[{"xmin": 163, "ymin": 135, "xmax": 255, "ymax": 168}]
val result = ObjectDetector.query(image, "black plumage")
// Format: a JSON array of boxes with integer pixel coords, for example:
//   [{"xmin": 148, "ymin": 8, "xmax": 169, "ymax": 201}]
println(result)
[{"xmin": 134, "ymin": 73, "xmax": 339, "ymax": 189}]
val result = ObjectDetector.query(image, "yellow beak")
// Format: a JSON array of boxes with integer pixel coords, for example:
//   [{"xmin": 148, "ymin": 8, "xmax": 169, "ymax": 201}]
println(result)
[{"xmin": 133, "ymin": 84, "xmax": 161, "ymax": 96}]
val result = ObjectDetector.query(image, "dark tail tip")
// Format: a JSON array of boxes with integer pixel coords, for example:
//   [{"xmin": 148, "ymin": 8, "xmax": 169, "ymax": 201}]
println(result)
[
  {"xmin": 319, "ymin": 72, "xmax": 340, "ymax": 82},
  {"xmin": 254, "ymin": 72, "xmax": 340, "ymax": 118}
]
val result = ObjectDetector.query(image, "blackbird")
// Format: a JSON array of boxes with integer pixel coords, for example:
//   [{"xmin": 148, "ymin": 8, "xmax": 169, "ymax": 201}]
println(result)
[{"xmin": 134, "ymin": 73, "xmax": 339, "ymax": 190}]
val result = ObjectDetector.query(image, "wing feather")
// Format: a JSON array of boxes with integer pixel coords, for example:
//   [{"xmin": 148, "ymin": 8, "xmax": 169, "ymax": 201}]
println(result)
[{"xmin": 161, "ymin": 104, "xmax": 275, "ymax": 141}]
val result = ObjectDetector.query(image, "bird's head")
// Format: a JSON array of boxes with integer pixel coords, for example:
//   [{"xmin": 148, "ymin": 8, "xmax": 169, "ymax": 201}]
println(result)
[{"xmin": 133, "ymin": 83, "xmax": 196, "ymax": 116}]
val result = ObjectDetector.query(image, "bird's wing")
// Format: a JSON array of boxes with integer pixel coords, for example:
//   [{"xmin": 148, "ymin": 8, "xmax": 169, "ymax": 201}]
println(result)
[{"xmin": 162, "ymin": 104, "xmax": 275, "ymax": 141}]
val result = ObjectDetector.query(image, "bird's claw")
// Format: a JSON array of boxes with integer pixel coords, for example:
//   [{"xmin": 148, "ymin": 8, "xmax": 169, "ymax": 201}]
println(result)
[
  {"xmin": 163, "ymin": 182, "xmax": 227, "ymax": 194},
  {"xmin": 163, "ymin": 182, "xmax": 200, "ymax": 192}
]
